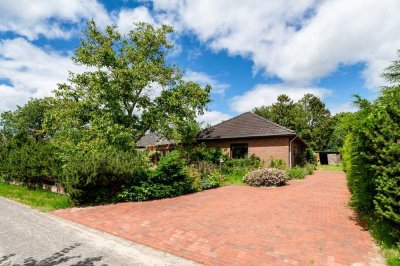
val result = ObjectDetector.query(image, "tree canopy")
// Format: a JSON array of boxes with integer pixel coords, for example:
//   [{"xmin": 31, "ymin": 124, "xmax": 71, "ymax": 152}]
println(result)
[
  {"xmin": 253, "ymin": 93, "xmax": 334, "ymax": 151},
  {"xmin": 51, "ymin": 21, "xmax": 210, "ymax": 149}
]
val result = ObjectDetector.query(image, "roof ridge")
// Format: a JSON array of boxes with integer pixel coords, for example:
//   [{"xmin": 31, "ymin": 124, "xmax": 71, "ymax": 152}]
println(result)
[
  {"xmin": 201, "ymin": 111, "xmax": 250, "ymax": 131},
  {"xmin": 250, "ymin": 112, "xmax": 295, "ymax": 134}
]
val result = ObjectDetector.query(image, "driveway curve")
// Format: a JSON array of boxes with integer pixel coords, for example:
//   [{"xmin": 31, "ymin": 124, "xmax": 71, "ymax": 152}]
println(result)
[{"xmin": 53, "ymin": 171, "xmax": 383, "ymax": 265}]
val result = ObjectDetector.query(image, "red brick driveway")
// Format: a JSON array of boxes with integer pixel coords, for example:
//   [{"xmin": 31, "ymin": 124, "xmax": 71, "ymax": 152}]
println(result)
[{"xmin": 53, "ymin": 171, "xmax": 382, "ymax": 265}]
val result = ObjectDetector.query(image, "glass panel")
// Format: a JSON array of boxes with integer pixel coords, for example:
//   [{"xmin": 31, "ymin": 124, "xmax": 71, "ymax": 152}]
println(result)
[{"xmin": 231, "ymin": 144, "xmax": 248, "ymax": 159}]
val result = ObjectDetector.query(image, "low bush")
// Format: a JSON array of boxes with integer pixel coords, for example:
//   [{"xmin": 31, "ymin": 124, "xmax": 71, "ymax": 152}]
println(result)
[
  {"xmin": 243, "ymin": 167, "xmax": 288, "ymax": 187},
  {"xmin": 287, "ymin": 166, "xmax": 307, "ymax": 179},
  {"xmin": 305, "ymin": 163, "xmax": 316, "ymax": 175},
  {"xmin": 117, "ymin": 151, "xmax": 197, "ymax": 202},
  {"xmin": 269, "ymin": 158, "xmax": 287, "ymax": 170},
  {"xmin": 187, "ymin": 163, "xmax": 224, "ymax": 190},
  {"xmin": 63, "ymin": 148, "xmax": 148, "ymax": 205},
  {"xmin": 221, "ymin": 155, "xmax": 264, "ymax": 176}
]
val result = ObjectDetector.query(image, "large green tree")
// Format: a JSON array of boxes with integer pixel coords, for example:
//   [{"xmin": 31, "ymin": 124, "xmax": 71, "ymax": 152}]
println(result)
[
  {"xmin": 254, "ymin": 93, "xmax": 333, "ymax": 150},
  {"xmin": 253, "ymin": 94, "xmax": 302, "ymax": 132},
  {"xmin": 52, "ymin": 21, "xmax": 210, "ymax": 150}
]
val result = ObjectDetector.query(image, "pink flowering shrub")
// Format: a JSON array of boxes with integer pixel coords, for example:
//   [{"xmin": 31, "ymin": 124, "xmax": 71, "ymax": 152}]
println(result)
[{"xmin": 243, "ymin": 167, "xmax": 288, "ymax": 187}]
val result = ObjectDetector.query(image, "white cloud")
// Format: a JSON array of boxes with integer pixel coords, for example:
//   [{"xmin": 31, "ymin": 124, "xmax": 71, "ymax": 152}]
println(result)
[
  {"xmin": 116, "ymin": 6, "xmax": 156, "ymax": 34},
  {"xmin": 0, "ymin": 38, "xmax": 83, "ymax": 113},
  {"xmin": 197, "ymin": 110, "xmax": 231, "ymax": 126},
  {"xmin": 184, "ymin": 70, "xmax": 229, "ymax": 94},
  {"xmin": 151, "ymin": 0, "xmax": 400, "ymax": 89},
  {"xmin": 229, "ymin": 84, "xmax": 331, "ymax": 113},
  {"xmin": 327, "ymin": 102, "xmax": 358, "ymax": 115},
  {"xmin": 0, "ymin": 0, "xmax": 111, "ymax": 40}
]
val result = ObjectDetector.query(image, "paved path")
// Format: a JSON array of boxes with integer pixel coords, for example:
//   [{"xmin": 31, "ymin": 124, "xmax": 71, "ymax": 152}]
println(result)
[
  {"xmin": 53, "ymin": 171, "xmax": 383, "ymax": 265},
  {"xmin": 0, "ymin": 197, "xmax": 198, "ymax": 266}
]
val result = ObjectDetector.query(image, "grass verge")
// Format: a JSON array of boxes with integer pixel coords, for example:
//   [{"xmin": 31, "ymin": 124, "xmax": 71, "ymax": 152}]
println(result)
[
  {"xmin": 360, "ymin": 214, "xmax": 400, "ymax": 266},
  {"xmin": 317, "ymin": 164, "xmax": 343, "ymax": 171},
  {"xmin": 0, "ymin": 182, "xmax": 72, "ymax": 212}
]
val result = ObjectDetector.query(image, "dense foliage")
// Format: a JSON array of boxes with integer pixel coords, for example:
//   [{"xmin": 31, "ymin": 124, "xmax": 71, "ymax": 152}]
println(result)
[
  {"xmin": 342, "ymin": 53, "xmax": 400, "ymax": 237},
  {"xmin": 342, "ymin": 88, "xmax": 400, "ymax": 236},
  {"xmin": 286, "ymin": 164, "xmax": 315, "ymax": 179},
  {"xmin": 0, "ymin": 21, "xmax": 211, "ymax": 205},
  {"xmin": 253, "ymin": 94, "xmax": 346, "ymax": 151},
  {"xmin": 243, "ymin": 168, "xmax": 288, "ymax": 187},
  {"xmin": 221, "ymin": 155, "xmax": 264, "ymax": 176},
  {"xmin": 117, "ymin": 151, "xmax": 198, "ymax": 201}
]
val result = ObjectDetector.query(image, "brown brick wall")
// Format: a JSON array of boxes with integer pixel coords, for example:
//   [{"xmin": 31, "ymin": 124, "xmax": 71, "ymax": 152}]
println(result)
[
  {"xmin": 202, "ymin": 136, "xmax": 290, "ymax": 165},
  {"xmin": 202, "ymin": 136, "xmax": 307, "ymax": 167}
]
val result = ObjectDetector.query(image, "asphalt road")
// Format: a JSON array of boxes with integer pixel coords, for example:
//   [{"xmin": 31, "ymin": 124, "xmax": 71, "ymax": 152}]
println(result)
[{"xmin": 0, "ymin": 197, "xmax": 198, "ymax": 266}]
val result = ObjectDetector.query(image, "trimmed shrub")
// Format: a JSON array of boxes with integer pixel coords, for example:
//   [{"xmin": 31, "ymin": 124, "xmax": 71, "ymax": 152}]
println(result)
[
  {"xmin": 342, "ymin": 86, "xmax": 400, "ymax": 237},
  {"xmin": 287, "ymin": 166, "xmax": 306, "ymax": 179},
  {"xmin": 243, "ymin": 167, "xmax": 288, "ymax": 187},
  {"xmin": 0, "ymin": 137, "xmax": 61, "ymax": 185},
  {"xmin": 63, "ymin": 149, "xmax": 148, "ymax": 204}
]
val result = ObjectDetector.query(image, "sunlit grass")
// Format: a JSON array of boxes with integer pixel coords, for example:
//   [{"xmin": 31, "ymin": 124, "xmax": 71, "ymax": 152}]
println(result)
[
  {"xmin": 0, "ymin": 182, "xmax": 72, "ymax": 212},
  {"xmin": 360, "ymin": 214, "xmax": 400, "ymax": 266},
  {"xmin": 316, "ymin": 164, "xmax": 343, "ymax": 171}
]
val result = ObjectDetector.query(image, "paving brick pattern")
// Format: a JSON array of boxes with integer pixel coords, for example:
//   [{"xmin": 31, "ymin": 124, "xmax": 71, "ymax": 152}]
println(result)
[{"xmin": 53, "ymin": 171, "xmax": 382, "ymax": 265}]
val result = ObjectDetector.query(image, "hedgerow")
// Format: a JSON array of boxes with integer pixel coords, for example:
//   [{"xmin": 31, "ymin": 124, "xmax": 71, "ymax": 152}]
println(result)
[{"xmin": 342, "ymin": 86, "xmax": 400, "ymax": 236}]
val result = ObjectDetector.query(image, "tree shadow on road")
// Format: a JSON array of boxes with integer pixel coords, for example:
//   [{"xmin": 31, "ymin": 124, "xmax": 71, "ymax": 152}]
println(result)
[{"xmin": 0, "ymin": 243, "xmax": 106, "ymax": 266}]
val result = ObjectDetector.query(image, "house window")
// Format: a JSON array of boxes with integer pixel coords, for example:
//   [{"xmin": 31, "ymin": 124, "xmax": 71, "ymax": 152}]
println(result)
[{"xmin": 231, "ymin": 144, "xmax": 248, "ymax": 159}]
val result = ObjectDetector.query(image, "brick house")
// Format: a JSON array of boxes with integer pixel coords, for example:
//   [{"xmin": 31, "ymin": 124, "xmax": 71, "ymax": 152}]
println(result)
[{"xmin": 197, "ymin": 112, "xmax": 308, "ymax": 167}]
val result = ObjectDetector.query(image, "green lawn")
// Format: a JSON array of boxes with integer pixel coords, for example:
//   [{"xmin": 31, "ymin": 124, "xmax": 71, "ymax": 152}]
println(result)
[
  {"xmin": 316, "ymin": 164, "xmax": 343, "ymax": 171},
  {"xmin": 361, "ymin": 215, "xmax": 400, "ymax": 266},
  {"xmin": 0, "ymin": 182, "xmax": 72, "ymax": 212}
]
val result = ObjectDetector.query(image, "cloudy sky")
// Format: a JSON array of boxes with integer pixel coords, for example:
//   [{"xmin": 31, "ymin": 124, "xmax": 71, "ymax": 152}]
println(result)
[{"xmin": 1, "ymin": 0, "xmax": 399, "ymax": 125}]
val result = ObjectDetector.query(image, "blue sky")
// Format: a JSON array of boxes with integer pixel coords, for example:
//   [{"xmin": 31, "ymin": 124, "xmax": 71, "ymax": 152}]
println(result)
[{"xmin": 0, "ymin": 0, "xmax": 398, "ymax": 125}]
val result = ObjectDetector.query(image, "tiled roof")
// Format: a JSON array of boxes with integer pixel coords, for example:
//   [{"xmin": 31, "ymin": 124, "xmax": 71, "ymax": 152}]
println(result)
[
  {"xmin": 197, "ymin": 112, "xmax": 295, "ymax": 140},
  {"xmin": 137, "ymin": 133, "xmax": 173, "ymax": 148}
]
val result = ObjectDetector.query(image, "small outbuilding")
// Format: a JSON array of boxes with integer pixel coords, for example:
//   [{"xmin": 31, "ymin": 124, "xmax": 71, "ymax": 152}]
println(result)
[{"xmin": 314, "ymin": 151, "xmax": 341, "ymax": 165}]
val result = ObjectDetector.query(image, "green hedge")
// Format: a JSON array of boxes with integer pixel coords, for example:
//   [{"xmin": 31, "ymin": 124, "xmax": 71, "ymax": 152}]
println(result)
[
  {"xmin": 342, "ymin": 87, "xmax": 400, "ymax": 236},
  {"xmin": 0, "ymin": 136, "xmax": 61, "ymax": 185}
]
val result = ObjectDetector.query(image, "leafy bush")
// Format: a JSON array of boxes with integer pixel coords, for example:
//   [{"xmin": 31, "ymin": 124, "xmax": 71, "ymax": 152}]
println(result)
[
  {"xmin": 117, "ymin": 151, "xmax": 197, "ymax": 202},
  {"xmin": 287, "ymin": 167, "xmax": 307, "ymax": 179},
  {"xmin": 187, "ymin": 163, "xmax": 224, "ymax": 190},
  {"xmin": 305, "ymin": 148, "xmax": 317, "ymax": 164},
  {"xmin": 305, "ymin": 163, "xmax": 316, "ymax": 175},
  {"xmin": 63, "ymin": 148, "xmax": 148, "ymax": 204},
  {"xmin": 294, "ymin": 153, "xmax": 306, "ymax": 166},
  {"xmin": 221, "ymin": 155, "xmax": 264, "ymax": 176},
  {"xmin": 243, "ymin": 167, "xmax": 288, "ymax": 187},
  {"xmin": 190, "ymin": 145, "xmax": 228, "ymax": 164},
  {"xmin": 269, "ymin": 158, "xmax": 287, "ymax": 170}
]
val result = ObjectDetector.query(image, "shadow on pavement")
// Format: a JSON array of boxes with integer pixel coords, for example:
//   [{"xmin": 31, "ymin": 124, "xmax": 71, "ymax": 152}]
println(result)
[{"xmin": 0, "ymin": 243, "xmax": 105, "ymax": 266}]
